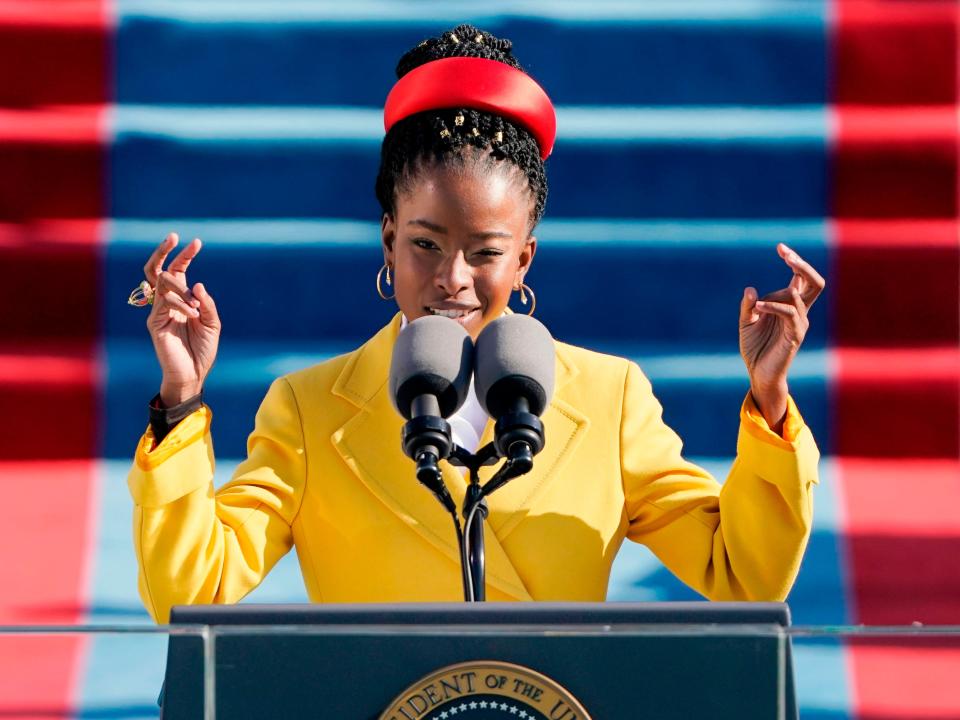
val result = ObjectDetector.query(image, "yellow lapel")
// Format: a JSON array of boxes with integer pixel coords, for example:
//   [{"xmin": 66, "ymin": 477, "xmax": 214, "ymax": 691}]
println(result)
[
  {"xmin": 476, "ymin": 343, "xmax": 590, "ymax": 540},
  {"xmin": 330, "ymin": 314, "xmax": 533, "ymax": 601}
]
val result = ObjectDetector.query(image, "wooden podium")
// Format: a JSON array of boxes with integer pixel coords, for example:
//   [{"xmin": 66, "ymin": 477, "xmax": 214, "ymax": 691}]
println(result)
[{"xmin": 162, "ymin": 602, "xmax": 797, "ymax": 719}]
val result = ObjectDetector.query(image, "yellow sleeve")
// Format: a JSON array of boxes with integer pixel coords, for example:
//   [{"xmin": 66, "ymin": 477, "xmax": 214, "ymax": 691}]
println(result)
[
  {"xmin": 128, "ymin": 377, "xmax": 307, "ymax": 623},
  {"xmin": 621, "ymin": 361, "xmax": 820, "ymax": 601}
]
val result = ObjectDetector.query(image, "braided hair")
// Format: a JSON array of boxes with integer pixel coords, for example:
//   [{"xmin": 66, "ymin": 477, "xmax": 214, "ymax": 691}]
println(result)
[{"xmin": 375, "ymin": 24, "xmax": 549, "ymax": 231}]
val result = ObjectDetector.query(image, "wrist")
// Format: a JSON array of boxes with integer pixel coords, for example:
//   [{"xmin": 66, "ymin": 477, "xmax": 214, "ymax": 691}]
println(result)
[
  {"xmin": 750, "ymin": 380, "xmax": 788, "ymax": 432},
  {"xmin": 160, "ymin": 382, "xmax": 203, "ymax": 408}
]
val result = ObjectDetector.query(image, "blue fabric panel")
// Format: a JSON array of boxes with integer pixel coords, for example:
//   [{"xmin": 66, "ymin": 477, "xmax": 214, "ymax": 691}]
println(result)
[
  {"xmin": 109, "ymin": 135, "xmax": 828, "ymax": 219},
  {"xmin": 115, "ymin": 15, "xmax": 828, "ymax": 107},
  {"xmin": 104, "ymin": 226, "xmax": 830, "ymax": 346}
]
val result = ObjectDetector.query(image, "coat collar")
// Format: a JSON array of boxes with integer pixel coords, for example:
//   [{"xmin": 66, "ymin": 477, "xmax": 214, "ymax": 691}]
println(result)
[{"xmin": 330, "ymin": 313, "xmax": 588, "ymax": 600}]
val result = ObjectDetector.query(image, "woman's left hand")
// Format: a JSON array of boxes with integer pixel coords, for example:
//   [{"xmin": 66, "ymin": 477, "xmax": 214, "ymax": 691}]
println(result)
[{"xmin": 739, "ymin": 243, "xmax": 826, "ymax": 434}]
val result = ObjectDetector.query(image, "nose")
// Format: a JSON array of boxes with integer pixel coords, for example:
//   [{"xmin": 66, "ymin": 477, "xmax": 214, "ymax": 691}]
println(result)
[{"xmin": 435, "ymin": 250, "xmax": 471, "ymax": 296}]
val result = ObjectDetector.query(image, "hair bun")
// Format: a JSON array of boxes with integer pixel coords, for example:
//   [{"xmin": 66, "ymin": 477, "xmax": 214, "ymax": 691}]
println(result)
[{"xmin": 395, "ymin": 24, "xmax": 523, "ymax": 79}]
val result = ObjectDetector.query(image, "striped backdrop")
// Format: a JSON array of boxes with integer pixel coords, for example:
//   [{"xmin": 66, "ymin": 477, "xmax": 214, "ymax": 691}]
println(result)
[{"xmin": 1, "ymin": 1, "xmax": 958, "ymax": 717}]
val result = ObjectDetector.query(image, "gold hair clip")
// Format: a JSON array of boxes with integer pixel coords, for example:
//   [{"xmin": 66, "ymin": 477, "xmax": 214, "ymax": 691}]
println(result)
[
  {"xmin": 440, "ymin": 128, "xmax": 452, "ymax": 138},
  {"xmin": 494, "ymin": 131, "xmax": 503, "ymax": 143},
  {"xmin": 449, "ymin": 33, "xmax": 460, "ymax": 44},
  {"xmin": 475, "ymin": 34, "xmax": 484, "ymax": 43},
  {"xmin": 471, "ymin": 127, "xmax": 480, "ymax": 136},
  {"xmin": 454, "ymin": 113, "xmax": 465, "ymax": 126}
]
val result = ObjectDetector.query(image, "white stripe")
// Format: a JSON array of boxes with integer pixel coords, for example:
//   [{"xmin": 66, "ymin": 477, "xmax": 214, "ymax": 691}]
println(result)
[
  {"xmin": 108, "ymin": 218, "xmax": 826, "ymax": 248},
  {"xmin": 110, "ymin": 105, "xmax": 827, "ymax": 143}
]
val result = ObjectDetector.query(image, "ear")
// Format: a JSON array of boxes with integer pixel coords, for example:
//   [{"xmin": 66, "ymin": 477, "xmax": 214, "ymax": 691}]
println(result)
[
  {"xmin": 381, "ymin": 213, "xmax": 396, "ymax": 265},
  {"xmin": 515, "ymin": 235, "xmax": 537, "ymax": 287}
]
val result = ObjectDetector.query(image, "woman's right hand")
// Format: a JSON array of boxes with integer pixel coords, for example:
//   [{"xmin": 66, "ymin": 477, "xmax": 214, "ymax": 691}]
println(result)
[{"xmin": 144, "ymin": 232, "xmax": 222, "ymax": 407}]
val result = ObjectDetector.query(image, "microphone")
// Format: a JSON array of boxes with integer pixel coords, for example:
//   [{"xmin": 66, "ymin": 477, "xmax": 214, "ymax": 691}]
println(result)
[
  {"xmin": 474, "ymin": 314, "xmax": 555, "ymax": 483},
  {"xmin": 390, "ymin": 315, "xmax": 474, "ymax": 511}
]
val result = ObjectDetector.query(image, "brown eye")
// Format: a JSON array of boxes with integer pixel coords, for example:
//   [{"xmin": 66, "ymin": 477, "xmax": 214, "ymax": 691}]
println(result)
[{"xmin": 412, "ymin": 238, "xmax": 439, "ymax": 251}]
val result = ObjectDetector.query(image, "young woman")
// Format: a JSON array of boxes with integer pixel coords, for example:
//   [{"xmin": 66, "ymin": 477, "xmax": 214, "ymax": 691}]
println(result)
[{"xmin": 129, "ymin": 25, "xmax": 824, "ymax": 623}]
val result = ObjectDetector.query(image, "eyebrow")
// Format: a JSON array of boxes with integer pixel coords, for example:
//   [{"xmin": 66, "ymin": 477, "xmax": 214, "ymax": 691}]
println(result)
[{"xmin": 407, "ymin": 218, "xmax": 513, "ymax": 240}]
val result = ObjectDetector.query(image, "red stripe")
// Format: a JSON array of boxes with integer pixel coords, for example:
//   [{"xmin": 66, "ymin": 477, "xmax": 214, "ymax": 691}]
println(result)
[
  {"xmin": 841, "ymin": 458, "xmax": 960, "ymax": 717},
  {"xmin": 0, "ymin": 108, "xmax": 107, "ymax": 221},
  {"xmin": 0, "ymin": 4, "xmax": 109, "ymax": 107},
  {"xmin": 833, "ymin": 2, "xmax": 960, "ymax": 717},
  {"xmin": 833, "ymin": 107, "xmax": 959, "ymax": 219},
  {"xmin": 848, "ymin": 643, "xmax": 960, "ymax": 719},
  {"xmin": 0, "ymin": 0, "xmax": 107, "ymax": 715},
  {"xmin": 0, "ymin": 460, "xmax": 97, "ymax": 717},
  {"xmin": 0, "ymin": 222, "xmax": 103, "ymax": 341},
  {"xmin": 832, "ymin": 220, "xmax": 959, "ymax": 346},
  {"xmin": 834, "ymin": 348, "xmax": 960, "ymax": 458},
  {"xmin": 835, "ymin": 1, "xmax": 959, "ymax": 106}
]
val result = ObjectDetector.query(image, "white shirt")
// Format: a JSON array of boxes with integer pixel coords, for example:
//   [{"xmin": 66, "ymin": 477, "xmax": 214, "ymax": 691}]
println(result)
[{"xmin": 400, "ymin": 314, "xmax": 488, "ymax": 454}]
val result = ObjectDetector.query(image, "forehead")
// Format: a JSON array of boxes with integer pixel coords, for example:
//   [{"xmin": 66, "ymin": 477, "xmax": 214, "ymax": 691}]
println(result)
[{"xmin": 397, "ymin": 158, "xmax": 533, "ymax": 232}]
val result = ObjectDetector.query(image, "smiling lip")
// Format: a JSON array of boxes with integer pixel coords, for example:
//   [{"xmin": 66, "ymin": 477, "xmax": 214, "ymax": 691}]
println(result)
[{"xmin": 426, "ymin": 305, "xmax": 480, "ymax": 320}]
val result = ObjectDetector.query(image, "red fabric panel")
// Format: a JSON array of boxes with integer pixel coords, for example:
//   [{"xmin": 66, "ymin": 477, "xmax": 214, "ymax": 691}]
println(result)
[
  {"xmin": 0, "ymin": 221, "xmax": 102, "ymax": 340},
  {"xmin": 0, "ymin": 460, "xmax": 97, "ymax": 716},
  {"xmin": 0, "ymin": 1, "xmax": 109, "ymax": 107},
  {"xmin": 834, "ymin": 1, "xmax": 959, "ymax": 106},
  {"xmin": 832, "ymin": 220, "xmax": 960, "ymax": 346},
  {"xmin": 833, "ymin": 107, "xmax": 958, "ymax": 218},
  {"xmin": 0, "ymin": 107, "xmax": 106, "ymax": 221},
  {"xmin": 840, "ymin": 458, "xmax": 960, "ymax": 624},
  {"xmin": 0, "ymin": 343, "xmax": 99, "ymax": 460},
  {"xmin": 848, "ymin": 642, "xmax": 960, "ymax": 719},
  {"xmin": 841, "ymin": 457, "xmax": 960, "ymax": 719},
  {"xmin": 834, "ymin": 348, "xmax": 960, "ymax": 458}
]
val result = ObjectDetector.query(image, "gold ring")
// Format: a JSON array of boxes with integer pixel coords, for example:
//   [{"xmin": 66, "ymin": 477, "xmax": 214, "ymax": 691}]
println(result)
[{"xmin": 127, "ymin": 280, "xmax": 155, "ymax": 307}]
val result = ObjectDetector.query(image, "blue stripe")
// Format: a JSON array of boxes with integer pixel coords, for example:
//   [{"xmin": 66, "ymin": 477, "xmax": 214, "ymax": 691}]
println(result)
[
  {"xmin": 109, "ymin": 141, "xmax": 828, "ymax": 219},
  {"xmin": 115, "ymin": 16, "xmax": 828, "ymax": 106},
  {"xmin": 104, "ymin": 222, "xmax": 830, "ymax": 348}
]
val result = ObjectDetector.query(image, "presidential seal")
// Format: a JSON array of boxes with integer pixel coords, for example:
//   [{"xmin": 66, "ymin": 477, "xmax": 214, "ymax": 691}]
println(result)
[{"xmin": 379, "ymin": 661, "xmax": 592, "ymax": 720}]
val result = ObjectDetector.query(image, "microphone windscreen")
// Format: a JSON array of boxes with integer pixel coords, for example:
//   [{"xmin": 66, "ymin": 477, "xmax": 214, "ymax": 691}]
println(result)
[
  {"xmin": 389, "ymin": 315, "xmax": 474, "ymax": 419},
  {"xmin": 474, "ymin": 314, "xmax": 555, "ymax": 418}
]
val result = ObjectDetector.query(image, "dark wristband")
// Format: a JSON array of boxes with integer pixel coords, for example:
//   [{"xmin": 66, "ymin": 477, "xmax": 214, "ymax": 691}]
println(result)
[{"xmin": 149, "ymin": 391, "xmax": 204, "ymax": 443}]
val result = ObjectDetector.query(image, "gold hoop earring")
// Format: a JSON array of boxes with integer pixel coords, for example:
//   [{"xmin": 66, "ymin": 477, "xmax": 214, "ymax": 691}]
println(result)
[
  {"xmin": 376, "ymin": 263, "xmax": 395, "ymax": 300},
  {"xmin": 516, "ymin": 282, "xmax": 536, "ymax": 316}
]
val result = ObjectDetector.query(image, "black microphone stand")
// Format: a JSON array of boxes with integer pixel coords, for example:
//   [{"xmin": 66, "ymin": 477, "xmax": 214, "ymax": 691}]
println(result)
[
  {"xmin": 402, "ymin": 408, "xmax": 543, "ymax": 602},
  {"xmin": 448, "ymin": 433, "xmax": 539, "ymax": 602}
]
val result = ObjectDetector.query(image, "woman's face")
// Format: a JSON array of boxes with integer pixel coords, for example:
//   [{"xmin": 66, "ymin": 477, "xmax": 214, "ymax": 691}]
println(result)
[{"xmin": 381, "ymin": 160, "xmax": 536, "ymax": 339}]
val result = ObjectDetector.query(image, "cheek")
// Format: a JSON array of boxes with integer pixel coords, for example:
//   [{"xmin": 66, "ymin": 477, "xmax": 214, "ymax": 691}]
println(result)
[{"xmin": 475, "ymin": 263, "xmax": 518, "ymax": 303}]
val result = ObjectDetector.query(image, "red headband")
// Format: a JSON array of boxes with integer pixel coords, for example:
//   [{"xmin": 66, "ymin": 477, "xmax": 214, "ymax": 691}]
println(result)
[{"xmin": 383, "ymin": 56, "xmax": 556, "ymax": 160}]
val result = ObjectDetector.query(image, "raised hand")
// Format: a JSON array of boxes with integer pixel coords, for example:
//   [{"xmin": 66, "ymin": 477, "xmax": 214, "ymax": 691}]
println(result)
[
  {"xmin": 144, "ymin": 232, "xmax": 221, "ymax": 407},
  {"xmin": 739, "ymin": 243, "xmax": 825, "ymax": 432}
]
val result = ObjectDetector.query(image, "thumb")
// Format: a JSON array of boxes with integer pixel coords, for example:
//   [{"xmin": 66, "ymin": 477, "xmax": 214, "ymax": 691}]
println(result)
[
  {"xmin": 740, "ymin": 286, "xmax": 758, "ymax": 325},
  {"xmin": 192, "ymin": 282, "xmax": 220, "ymax": 326}
]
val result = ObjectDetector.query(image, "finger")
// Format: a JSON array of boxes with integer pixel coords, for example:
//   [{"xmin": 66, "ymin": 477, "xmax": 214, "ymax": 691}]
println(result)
[
  {"xmin": 160, "ymin": 290, "xmax": 200, "ymax": 319},
  {"xmin": 156, "ymin": 271, "xmax": 198, "ymax": 306},
  {"xmin": 778, "ymin": 243, "xmax": 826, "ymax": 307},
  {"xmin": 192, "ymin": 282, "xmax": 221, "ymax": 327},
  {"xmin": 143, "ymin": 232, "xmax": 179, "ymax": 285},
  {"xmin": 754, "ymin": 299, "xmax": 800, "ymax": 321},
  {"xmin": 168, "ymin": 237, "xmax": 202, "ymax": 276},
  {"xmin": 739, "ymin": 286, "xmax": 759, "ymax": 325}
]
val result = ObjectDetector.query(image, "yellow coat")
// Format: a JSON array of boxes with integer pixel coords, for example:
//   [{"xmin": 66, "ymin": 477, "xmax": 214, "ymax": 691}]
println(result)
[{"xmin": 129, "ymin": 314, "xmax": 820, "ymax": 623}]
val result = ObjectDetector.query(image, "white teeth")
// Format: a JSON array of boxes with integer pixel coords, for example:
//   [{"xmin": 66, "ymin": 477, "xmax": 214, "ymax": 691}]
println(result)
[{"xmin": 430, "ymin": 308, "xmax": 471, "ymax": 318}]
